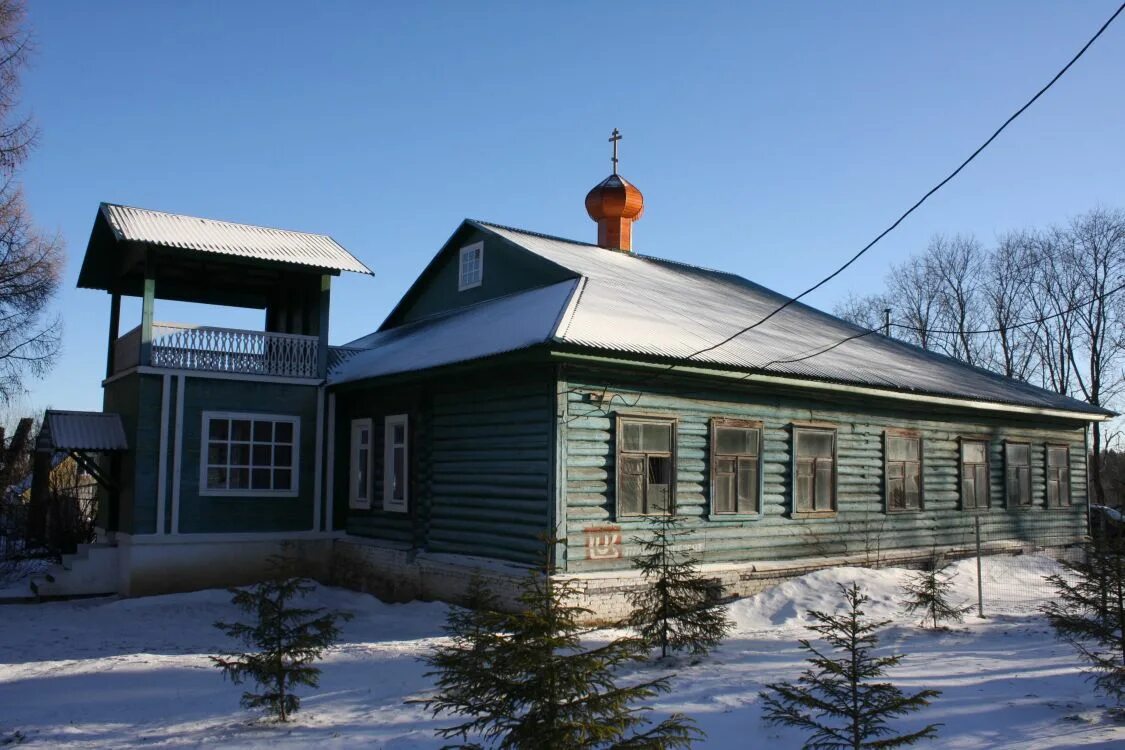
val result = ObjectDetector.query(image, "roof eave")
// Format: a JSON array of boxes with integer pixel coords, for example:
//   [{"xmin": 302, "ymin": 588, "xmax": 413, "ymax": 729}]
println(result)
[{"xmin": 547, "ymin": 349, "xmax": 1112, "ymax": 423}]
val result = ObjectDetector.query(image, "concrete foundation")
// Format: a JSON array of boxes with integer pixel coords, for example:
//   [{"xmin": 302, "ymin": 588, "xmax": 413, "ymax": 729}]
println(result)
[
  {"xmin": 117, "ymin": 533, "xmax": 334, "ymax": 596},
  {"xmin": 328, "ymin": 534, "xmax": 1059, "ymax": 624},
  {"xmin": 29, "ymin": 530, "xmax": 1080, "ymax": 623}
]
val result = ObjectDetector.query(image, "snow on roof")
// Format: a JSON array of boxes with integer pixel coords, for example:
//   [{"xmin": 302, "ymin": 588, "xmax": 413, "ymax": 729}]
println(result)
[
  {"xmin": 332, "ymin": 219, "xmax": 1108, "ymax": 417},
  {"xmin": 99, "ymin": 203, "xmax": 372, "ymax": 275},
  {"xmin": 330, "ymin": 280, "xmax": 578, "ymax": 384}
]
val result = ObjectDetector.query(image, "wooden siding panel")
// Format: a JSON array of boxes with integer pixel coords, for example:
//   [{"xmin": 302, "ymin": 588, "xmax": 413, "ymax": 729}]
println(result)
[
  {"xmin": 427, "ymin": 380, "xmax": 553, "ymax": 564},
  {"xmin": 338, "ymin": 370, "xmax": 555, "ymax": 564},
  {"xmin": 390, "ymin": 227, "xmax": 576, "ymax": 326},
  {"xmin": 560, "ymin": 366, "xmax": 1090, "ymax": 573},
  {"xmin": 177, "ymin": 378, "xmax": 320, "ymax": 534}
]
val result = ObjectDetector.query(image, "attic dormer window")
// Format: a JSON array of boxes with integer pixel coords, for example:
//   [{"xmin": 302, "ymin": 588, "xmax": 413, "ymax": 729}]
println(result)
[{"xmin": 458, "ymin": 242, "xmax": 483, "ymax": 290}]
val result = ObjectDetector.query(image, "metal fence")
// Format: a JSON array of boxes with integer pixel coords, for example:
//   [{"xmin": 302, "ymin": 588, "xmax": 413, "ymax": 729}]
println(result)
[{"xmin": 931, "ymin": 513, "xmax": 1096, "ymax": 618}]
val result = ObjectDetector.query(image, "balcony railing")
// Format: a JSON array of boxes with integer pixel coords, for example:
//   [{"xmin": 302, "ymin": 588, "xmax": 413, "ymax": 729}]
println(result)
[{"xmin": 113, "ymin": 322, "xmax": 320, "ymax": 378}]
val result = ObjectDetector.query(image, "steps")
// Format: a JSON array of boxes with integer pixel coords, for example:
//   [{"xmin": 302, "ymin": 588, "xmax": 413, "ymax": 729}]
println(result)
[{"xmin": 29, "ymin": 543, "xmax": 119, "ymax": 599}]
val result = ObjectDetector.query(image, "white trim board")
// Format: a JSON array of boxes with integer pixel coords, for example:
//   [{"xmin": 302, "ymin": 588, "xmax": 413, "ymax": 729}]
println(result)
[
  {"xmin": 313, "ymin": 387, "xmax": 324, "ymax": 531},
  {"xmin": 326, "ymin": 393, "xmax": 336, "ymax": 532},
  {"xmin": 103, "ymin": 366, "xmax": 323, "ymax": 388},
  {"xmin": 118, "ymin": 530, "xmax": 344, "ymax": 545},
  {"xmin": 155, "ymin": 374, "xmax": 171, "ymax": 535},
  {"xmin": 171, "ymin": 375, "xmax": 185, "ymax": 533}
]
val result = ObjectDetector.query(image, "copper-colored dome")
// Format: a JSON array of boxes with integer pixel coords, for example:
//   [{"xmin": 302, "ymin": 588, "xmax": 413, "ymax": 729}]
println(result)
[{"xmin": 585, "ymin": 174, "xmax": 644, "ymax": 222}]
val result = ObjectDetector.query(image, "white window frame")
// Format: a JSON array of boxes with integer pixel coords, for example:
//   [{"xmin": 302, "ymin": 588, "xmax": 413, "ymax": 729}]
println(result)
[
  {"xmin": 349, "ymin": 418, "xmax": 373, "ymax": 510},
  {"xmin": 458, "ymin": 241, "xmax": 484, "ymax": 291},
  {"xmin": 199, "ymin": 411, "xmax": 300, "ymax": 498},
  {"xmin": 383, "ymin": 414, "xmax": 409, "ymax": 512}
]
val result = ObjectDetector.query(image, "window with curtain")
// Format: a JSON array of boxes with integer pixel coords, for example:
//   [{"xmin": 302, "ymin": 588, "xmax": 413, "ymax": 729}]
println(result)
[
  {"xmin": 617, "ymin": 417, "xmax": 675, "ymax": 517},
  {"xmin": 1046, "ymin": 444, "xmax": 1071, "ymax": 507},
  {"xmin": 1005, "ymin": 442, "xmax": 1032, "ymax": 508},
  {"xmin": 794, "ymin": 427, "xmax": 836, "ymax": 515},
  {"xmin": 885, "ymin": 432, "xmax": 923, "ymax": 512},
  {"xmin": 711, "ymin": 420, "xmax": 761, "ymax": 515},
  {"xmin": 961, "ymin": 439, "xmax": 990, "ymax": 510}
]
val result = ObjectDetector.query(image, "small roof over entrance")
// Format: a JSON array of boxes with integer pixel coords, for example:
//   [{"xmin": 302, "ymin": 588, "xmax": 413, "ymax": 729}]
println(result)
[{"xmin": 38, "ymin": 410, "xmax": 128, "ymax": 452}]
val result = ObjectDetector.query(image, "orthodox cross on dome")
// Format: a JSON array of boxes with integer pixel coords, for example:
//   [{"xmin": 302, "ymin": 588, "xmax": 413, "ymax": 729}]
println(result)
[{"xmin": 608, "ymin": 128, "xmax": 622, "ymax": 175}]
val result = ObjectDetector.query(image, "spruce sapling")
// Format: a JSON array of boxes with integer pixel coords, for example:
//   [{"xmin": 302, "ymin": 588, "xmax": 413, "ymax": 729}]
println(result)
[
  {"xmin": 421, "ymin": 543, "xmax": 702, "ymax": 749},
  {"xmin": 1042, "ymin": 534, "xmax": 1125, "ymax": 707},
  {"xmin": 901, "ymin": 552, "xmax": 972, "ymax": 629},
  {"xmin": 761, "ymin": 582, "xmax": 941, "ymax": 749},
  {"xmin": 629, "ymin": 513, "xmax": 731, "ymax": 659},
  {"xmin": 212, "ymin": 557, "xmax": 352, "ymax": 722}
]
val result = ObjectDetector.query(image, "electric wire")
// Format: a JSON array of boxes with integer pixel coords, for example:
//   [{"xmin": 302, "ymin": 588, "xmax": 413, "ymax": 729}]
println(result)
[{"xmin": 560, "ymin": 2, "xmax": 1125, "ymax": 421}]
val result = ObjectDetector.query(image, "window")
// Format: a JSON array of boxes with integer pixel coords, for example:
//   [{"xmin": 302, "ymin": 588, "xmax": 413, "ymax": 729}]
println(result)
[
  {"xmin": 1046, "ymin": 444, "xmax": 1071, "ymax": 507},
  {"xmin": 201, "ymin": 412, "xmax": 298, "ymax": 496},
  {"xmin": 617, "ymin": 416, "xmax": 675, "ymax": 516},
  {"xmin": 383, "ymin": 414, "xmax": 409, "ymax": 512},
  {"xmin": 960, "ymin": 439, "xmax": 990, "ymax": 510},
  {"xmin": 1005, "ymin": 442, "xmax": 1032, "ymax": 508},
  {"xmin": 349, "ymin": 418, "xmax": 372, "ymax": 510},
  {"xmin": 794, "ymin": 426, "xmax": 836, "ymax": 515},
  {"xmin": 458, "ymin": 242, "xmax": 483, "ymax": 290},
  {"xmin": 711, "ymin": 419, "xmax": 761, "ymax": 515},
  {"xmin": 885, "ymin": 432, "xmax": 923, "ymax": 512}
]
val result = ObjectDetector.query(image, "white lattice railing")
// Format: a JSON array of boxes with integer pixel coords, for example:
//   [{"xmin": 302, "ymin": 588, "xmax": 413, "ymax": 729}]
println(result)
[{"xmin": 146, "ymin": 323, "xmax": 320, "ymax": 378}]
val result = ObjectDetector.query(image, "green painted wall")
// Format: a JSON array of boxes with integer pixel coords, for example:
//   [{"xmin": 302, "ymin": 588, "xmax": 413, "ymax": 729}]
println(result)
[
  {"xmin": 558, "ymin": 364, "xmax": 1091, "ymax": 573},
  {"xmin": 389, "ymin": 227, "xmax": 575, "ymax": 326},
  {"xmin": 176, "ymin": 378, "xmax": 320, "ymax": 534},
  {"xmin": 332, "ymin": 384, "xmax": 425, "ymax": 546},
  {"xmin": 335, "ymin": 367, "xmax": 556, "ymax": 564},
  {"xmin": 102, "ymin": 373, "xmax": 163, "ymax": 534}
]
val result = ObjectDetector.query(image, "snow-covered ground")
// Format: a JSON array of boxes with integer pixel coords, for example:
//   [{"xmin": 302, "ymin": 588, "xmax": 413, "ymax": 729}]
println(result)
[{"xmin": 1, "ymin": 556, "xmax": 1123, "ymax": 748}]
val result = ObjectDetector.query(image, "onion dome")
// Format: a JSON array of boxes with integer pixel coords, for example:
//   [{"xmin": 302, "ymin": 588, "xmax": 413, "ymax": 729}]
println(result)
[
  {"xmin": 585, "ymin": 173, "xmax": 645, "ymax": 251},
  {"xmin": 585, "ymin": 174, "xmax": 645, "ymax": 226}
]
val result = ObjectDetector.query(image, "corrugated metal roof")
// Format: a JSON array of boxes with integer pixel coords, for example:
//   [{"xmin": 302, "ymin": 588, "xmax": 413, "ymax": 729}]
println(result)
[
  {"xmin": 100, "ymin": 203, "xmax": 373, "ymax": 275},
  {"xmin": 332, "ymin": 219, "xmax": 1109, "ymax": 418},
  {"xmin": 477, "ymin": 222, "xmax": 1109, "ymax": 417},
  {"xmin": 43, "ymin": 411, "xmax": 128, "ymax": 451},
  {"xmin": 332, "ymin": 281, "xmax": 577, "ymax": 384}
]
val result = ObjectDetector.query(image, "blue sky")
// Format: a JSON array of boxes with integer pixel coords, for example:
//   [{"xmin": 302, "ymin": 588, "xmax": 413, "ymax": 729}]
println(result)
[{"xmin": 15, "ymin": 1, "xmax": 1125, "ymax": 416}]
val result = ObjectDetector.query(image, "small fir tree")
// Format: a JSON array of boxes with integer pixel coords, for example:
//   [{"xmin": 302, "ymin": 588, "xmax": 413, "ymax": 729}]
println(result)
[
  {"xmin": 900, "ymin": 553, "xmax": 972, "ymax": 629},
  {"xmin": 212, "ymin": 559, "xmax": 352, "ymax": 722},
  {"xmin": 421, "ymin": 547, "xmax": 702, "ymax": 749},
  {"xmin": 1042, "ymin": 534, "xmax": 1125, "ymax": 707},
  {"xmin": 629, "ymin": 514, "xmax": 732, "ymax": 659},
  {"xmin": 761, "ymin": 582, "xmax": 941, "ymax": 750}
]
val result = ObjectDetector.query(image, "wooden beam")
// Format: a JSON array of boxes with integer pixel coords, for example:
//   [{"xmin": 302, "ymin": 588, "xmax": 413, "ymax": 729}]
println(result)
[
  {"xmin": 68, "ymin": 450, "xmax": 116, "ymax": 491},
  {"xmin": 318, "ymin": 275, "xmax": 331, "ymax": 378},
  {"xmin": 105, "ymin": 291, "xmax": 121, "ymax": 378},
  {"xmin": 139, "ymin": 257, "xmax": 155, "ymax": 367}
]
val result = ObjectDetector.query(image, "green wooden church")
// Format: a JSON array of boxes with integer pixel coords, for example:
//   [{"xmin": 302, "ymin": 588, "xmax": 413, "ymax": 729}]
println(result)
[{"xmin": 29, "ymin": 153, "xmax": 1110, "ymax": 617}]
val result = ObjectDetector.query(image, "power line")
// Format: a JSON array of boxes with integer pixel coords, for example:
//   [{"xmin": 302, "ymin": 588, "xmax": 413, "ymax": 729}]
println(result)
[
  {"xmin": 564, "ymin": 277, "xmax": 1125, "ymax": 425},
  {"xmin": 891, "ymin": 278, "xmax": 1125, "ymax": 336},
  {"xmin": 684, "ymin": 0, "xmax": 1125, "ymax": 362},
  {"xmin": 560, "ymin": 1, "xmax": 1125, "ymax": 411}
]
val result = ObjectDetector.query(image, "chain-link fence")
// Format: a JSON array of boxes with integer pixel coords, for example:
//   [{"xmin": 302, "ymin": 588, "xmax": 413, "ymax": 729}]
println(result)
[{"xmin": 931, "ymin": 509, "xmax": 1104, "ymax": 618}]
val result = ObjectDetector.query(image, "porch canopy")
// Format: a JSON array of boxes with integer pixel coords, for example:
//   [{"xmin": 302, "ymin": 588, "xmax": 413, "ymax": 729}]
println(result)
[
  {"xmin": 78, "ymin": 202, "xmax": 371, "ymax": 309},
  {"xmin": 38, "ymin": 410, "xmax": 128, "ymax": 453},
  {"xmin": 77, "ymin": 203, "xmax": 373, "ymax": 378},
  {"xmin": 35, "ymin": 409, "xmax": 128, "ymax": 489},
  {"xmin": 28, "ymin": 410, "xmax": 128, "ymax": 543}
]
